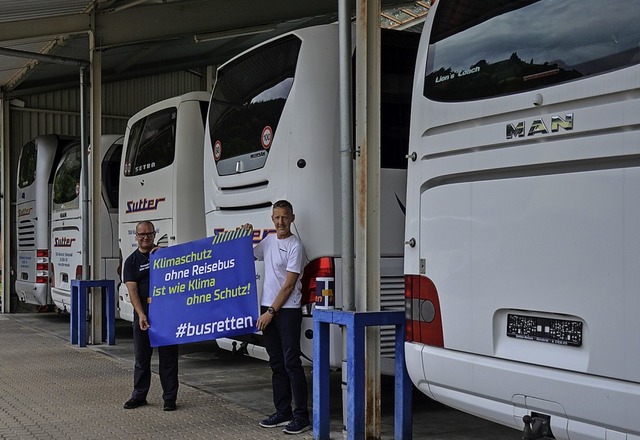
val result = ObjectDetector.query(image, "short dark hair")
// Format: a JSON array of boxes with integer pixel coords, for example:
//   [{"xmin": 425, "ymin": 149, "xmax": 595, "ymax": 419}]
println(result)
[
  {"xmin": 273, "ymin": 199, "xmax": 294, "ymax": 214},
  {"xmin": 135, "ymin": 220, "xmax": 155, "ymax": 232}
]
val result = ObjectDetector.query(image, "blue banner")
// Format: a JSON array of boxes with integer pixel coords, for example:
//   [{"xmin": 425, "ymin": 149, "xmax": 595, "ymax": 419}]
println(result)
[{"xmin": 148, "ymin": 230, "xmax": 258, "ymax": 347}]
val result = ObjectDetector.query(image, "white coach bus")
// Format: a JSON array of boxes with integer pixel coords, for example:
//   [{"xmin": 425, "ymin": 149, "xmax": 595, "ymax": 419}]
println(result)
[
  {"xmin": 15, "ymin": 134, "xmax": 78, "ymax": 306},
  {"xmin": 118, "ymin": 92, "xmax": 209, "ymax": 322},
  {"xmin": 50, "ymin": 135, "xmax": 123, "ymax": 314},
  {"xmin": 404, "ymin": 1, "xmax": 640, "ymax": 439},
  {"xmin": 204, "ymin": 24, "xmax": 419, "ymax": 367}
]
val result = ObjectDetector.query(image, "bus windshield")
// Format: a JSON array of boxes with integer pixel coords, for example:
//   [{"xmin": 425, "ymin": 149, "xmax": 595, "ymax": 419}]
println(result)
[
  {"xmin": 52, "ymin": 146, "xmax": 81, "ymax": 211},
  {"xmin": 102, "ymin": 143, "xmax": 122, "ymax": 209},
  {"xmin": 18, "ymin": 141, "xmax": 37, "ymax": 189},
  {"xmin": 425, "ymin": 0, "xmax": 640, "ymax": 101},
  {"xmin": 124, "ymin": 107, "xmax": 176, "ymax": 176},
  {"xmin": 208, "ymin": 35, "xmax": 301, "ymax": 176}
]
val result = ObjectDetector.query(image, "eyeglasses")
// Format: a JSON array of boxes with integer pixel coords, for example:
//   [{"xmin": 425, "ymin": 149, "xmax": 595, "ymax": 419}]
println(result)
[{"xmin": 136, "ymin": 232, "xmax": 156, "ymax": 238}]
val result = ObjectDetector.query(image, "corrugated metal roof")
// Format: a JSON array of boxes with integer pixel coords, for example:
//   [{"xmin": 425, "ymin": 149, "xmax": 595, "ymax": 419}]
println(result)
[
  {"xmin": 0, "ymin": 0, "xmax": 93, "ymax": 92},
  {"xmin": 0, "ymin": 0, "xmax": 429, "ymax": 98},
  {"xmin": 0, "ymin": 38, "xmax": 56, "ymax": 89},
  {"xmin": 0, "ymin": 0, "xmax": 93, "ymax": 24}
]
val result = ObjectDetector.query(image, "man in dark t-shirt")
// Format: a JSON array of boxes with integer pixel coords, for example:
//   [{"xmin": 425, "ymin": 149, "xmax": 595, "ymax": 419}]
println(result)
[{"xmin": 122, "ymin": 220, "xmax": 179, "ymax": 411}]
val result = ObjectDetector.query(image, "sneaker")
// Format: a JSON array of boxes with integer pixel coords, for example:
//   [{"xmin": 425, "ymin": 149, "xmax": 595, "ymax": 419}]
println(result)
[
  {"xmin": 163, "ymin": 400, "xmax": 177, "ymax": 411},
  {"xmin": 259, "ymin": 413, "xmax": 292, "ymax": 428},
  {"xmin": 123, "ymin": 398, "xmax": 147, "ymax": 409},
  {"xmin": 283, "ymin": 418, "xmax": 311, "ymax": 435}
]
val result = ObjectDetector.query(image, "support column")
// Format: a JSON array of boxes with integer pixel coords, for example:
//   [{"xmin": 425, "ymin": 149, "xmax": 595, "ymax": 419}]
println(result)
[
  {"xmin": 354, "ymin": 0, "xmax": 382, "ymax": 438},
  {"xmin": 89, "ymin": 26, "xmax": 104, "ymax": 344},
  {"xmin": 338, "ymin": 0, "xmax": 355, "ymax": 431},
  {"xmin": 1, "ymin": 99, "xmax": 10, "ymax": 313}
]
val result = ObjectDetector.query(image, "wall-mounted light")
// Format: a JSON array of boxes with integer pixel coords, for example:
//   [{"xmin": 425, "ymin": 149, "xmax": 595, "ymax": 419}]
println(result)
[{"xmin": 9, "ymin": 98, "xmax": 25, "ymax": 108}]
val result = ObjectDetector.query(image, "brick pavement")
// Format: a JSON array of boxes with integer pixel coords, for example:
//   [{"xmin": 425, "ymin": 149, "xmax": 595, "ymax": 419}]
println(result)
[{"xmin": 0, "ymin": 315, "xmax": 313, "ymax": 440}]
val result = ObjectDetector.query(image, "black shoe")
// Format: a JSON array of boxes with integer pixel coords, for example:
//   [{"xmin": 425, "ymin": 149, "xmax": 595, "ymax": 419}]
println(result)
[
  {"xmin": 123, "ymin": 398, "xmax": 147, "ymax": 409},
  {"xmin": 283, "ymin": 418, "xmax": 311, "ymax": 435},
  {"xmin": 259, "ymin": 413, "xmax": 292, "ymax": 428},
  {"xmin": 163, "ymin": 400, "xmax": 177, "ymax": 411}
]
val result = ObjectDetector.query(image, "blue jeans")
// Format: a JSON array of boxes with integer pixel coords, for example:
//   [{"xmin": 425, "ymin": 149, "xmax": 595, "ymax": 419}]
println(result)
[{"xmin": 262, "ymin": 306, "xmax": 309, "ymax": 422}]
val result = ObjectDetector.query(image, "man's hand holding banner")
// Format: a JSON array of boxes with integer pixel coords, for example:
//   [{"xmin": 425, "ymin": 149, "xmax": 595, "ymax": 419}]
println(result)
[{"xmin": 148, "ymin": 229, "xmax": 258, "ymax": 347}]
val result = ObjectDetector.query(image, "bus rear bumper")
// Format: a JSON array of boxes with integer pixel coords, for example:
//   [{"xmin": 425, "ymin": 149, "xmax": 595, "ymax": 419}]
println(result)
[
  {"xmin": 15, "ymin": 281, "xmax": 51, "ymax": 306},
  {"xmin": 118, "ymin": 283, "xmax": 134, "ymax": 322},
  {"xmin": 118, "ymin": 300, "xmax": 134, "ymax": 323},
  {"xmin": 52, "ymin": 286, "xmax": 121, "ymax": 320},
  {"xmin": 51, "ymin": 287, "xmax": 71, "ymax": 312},
  {"xmin": 405, "ymin": 341, "xmax": 640, "ymax": 440}
]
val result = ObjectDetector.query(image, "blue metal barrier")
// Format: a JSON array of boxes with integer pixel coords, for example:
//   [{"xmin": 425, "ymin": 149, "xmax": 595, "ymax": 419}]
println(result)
[
  {"xmin": 70, "ymin": 280, "xmax": 116, "ymax": 347},
  {"xmin": 313, "ymin": 309, "xmax": 412, "ymax": 440}
]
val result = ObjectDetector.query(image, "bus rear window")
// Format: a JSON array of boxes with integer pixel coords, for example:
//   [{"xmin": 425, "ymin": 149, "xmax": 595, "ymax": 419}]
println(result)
[
  {"xmin": 53, "ymin": 145, "xmax": 81, "ymax": 211},
  {"xmin": 124, "ymin": 107, "xmax": 176, "ymax": 176},
  {"xmin": 17, "ymin": 141, "xmax": 37, "ymax": 189},
  {"xmin": 208, "ymin": 35, "xmax": 301, "ymax": 176},
  {"xmin": 424, "ymin": 0, "xmax": 640, "ymax": 101}
]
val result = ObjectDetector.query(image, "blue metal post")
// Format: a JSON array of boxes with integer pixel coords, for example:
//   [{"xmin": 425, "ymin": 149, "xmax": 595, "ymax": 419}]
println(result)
[
  {"xmin": 313, "ymin": 309, "xmax": 411, "ymax": 439},
  {"xmin": 313, "ymin": 316, "xmax": 331, "ymax": 439},
  {"xmin": 395, "ymin": 320, "xmax": 412, "ymax": 439},
  {"xmin": 70, "ymin": 283, "xmax": 79, "ymax": 345},
  {"xmin": 70, "ymin": 280, "xmax": 115, "ymax": 347},
  {"xmin": 347, "ymin": 313, "xmax": 366, "ymax": 439}
]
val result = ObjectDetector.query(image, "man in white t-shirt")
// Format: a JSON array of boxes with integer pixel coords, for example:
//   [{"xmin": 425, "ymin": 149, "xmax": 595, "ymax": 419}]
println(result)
[{"xmin": 245, "ymin": 200, "xmax": 310, "ymax": 435}]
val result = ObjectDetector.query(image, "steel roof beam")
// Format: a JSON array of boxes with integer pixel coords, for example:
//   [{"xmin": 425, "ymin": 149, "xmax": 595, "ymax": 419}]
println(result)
[{"xmin": 0, "ymin": 14, "xmax": 89, "ymax": 42}]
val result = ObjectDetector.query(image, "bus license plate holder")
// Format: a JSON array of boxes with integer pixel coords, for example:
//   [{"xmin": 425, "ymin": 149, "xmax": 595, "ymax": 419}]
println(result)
[{"xmin": 507, "ymin": 314, "xmax": 582, "ymax": 347}]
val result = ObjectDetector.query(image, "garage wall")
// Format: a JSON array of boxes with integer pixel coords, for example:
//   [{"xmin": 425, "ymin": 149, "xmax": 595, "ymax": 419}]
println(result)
[{"xmin": 10, "ymin": 68, "xmax": 209, "ymax": 143}]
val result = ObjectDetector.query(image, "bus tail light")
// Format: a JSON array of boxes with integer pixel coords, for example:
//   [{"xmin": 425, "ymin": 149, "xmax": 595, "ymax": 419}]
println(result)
[
  {"xmin": 405, "ymin": 274, "xmax": 444, "ymax": 347},
  {"xmin": 75, "ymin": 265, "xmax": 83, "ymax": 280},
  {"xmin": 301, "ymin": 257, "xmax": 335, "ymax": 305},
  {"xmin": 36, "ymin": 249, "xmax": 49, "ymax": 284}
]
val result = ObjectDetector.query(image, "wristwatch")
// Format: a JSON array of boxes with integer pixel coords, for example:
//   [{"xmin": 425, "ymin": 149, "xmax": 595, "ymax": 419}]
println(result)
[{"xmin": 267, "ymin": 306, "xmax": 276, "ymax": 315}]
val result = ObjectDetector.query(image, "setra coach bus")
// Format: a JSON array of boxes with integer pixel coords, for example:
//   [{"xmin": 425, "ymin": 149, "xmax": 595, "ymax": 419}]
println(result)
[{"xmin": 118, "ymin": 92, "xmax": 209, "ymax": 322}]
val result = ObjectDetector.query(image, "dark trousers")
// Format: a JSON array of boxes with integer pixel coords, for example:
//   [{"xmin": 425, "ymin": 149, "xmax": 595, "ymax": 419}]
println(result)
[
  {"xmin": 131, "ymin": 317, "xmax": 179, "ymax": 402},
  {"xmin": 262, "ymin": 306, "xmax": 309, "ymax": 422}
]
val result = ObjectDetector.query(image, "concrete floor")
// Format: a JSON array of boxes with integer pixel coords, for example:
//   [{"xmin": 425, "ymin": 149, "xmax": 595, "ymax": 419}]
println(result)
[{"xmin": 6, "ymin": 310, "xmax": 523, "ymax": 439}]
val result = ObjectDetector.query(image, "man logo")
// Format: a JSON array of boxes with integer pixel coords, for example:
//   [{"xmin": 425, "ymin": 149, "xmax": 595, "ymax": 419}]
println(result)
[{"xmin": 507, "ymin": 113, "xmax": 573, "ymax": 139}]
